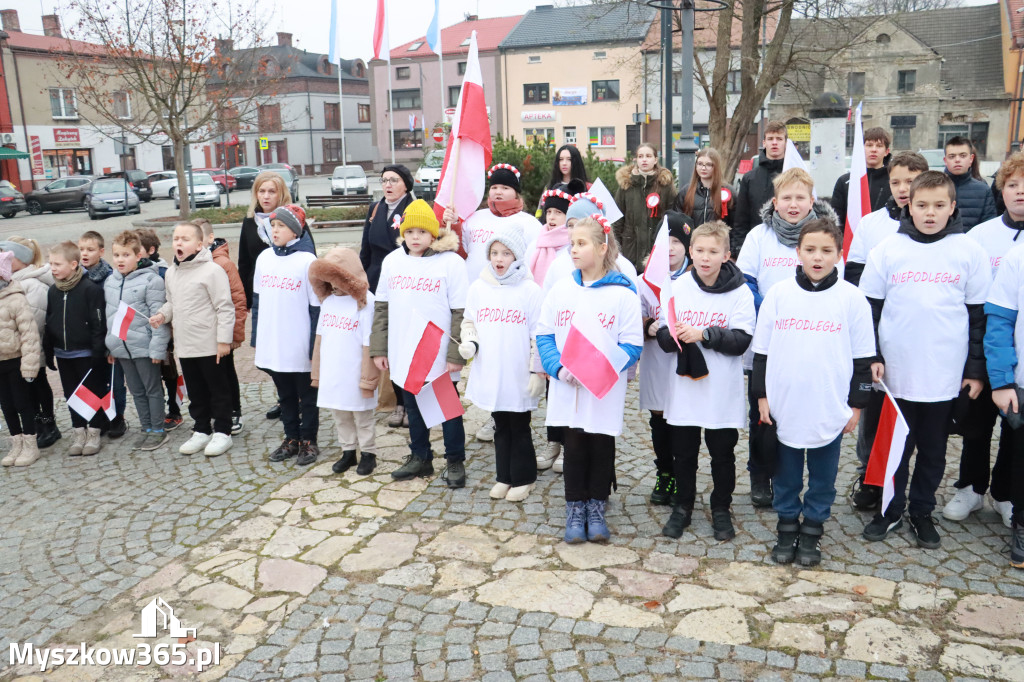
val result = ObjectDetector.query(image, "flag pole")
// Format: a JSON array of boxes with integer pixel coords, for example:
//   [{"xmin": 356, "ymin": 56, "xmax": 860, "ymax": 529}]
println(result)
[
  {"xmin": 438, "ymin": 52, "xmax": 445, "ymax": 132},
  {"xmin": 444, "ymin": 136, "xmax": 461, "ymax": 230},
  {"xmin": 387, "ymin": 59, "xmax": 395, "ymax": 164},
  {"xmin": 337, "ymin": 59, "xmax": 348, "ymax": 194}
]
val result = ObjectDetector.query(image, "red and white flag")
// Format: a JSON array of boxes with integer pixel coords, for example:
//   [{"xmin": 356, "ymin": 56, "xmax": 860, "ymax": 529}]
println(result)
[
  {"xmin": 67, "ymin": 367, "xmax": 115, "ymax": 421},
  {"xmin": 863, "ymin": 382, "xmax": 910, "ymax": 515},
  {"xmin": 372, "ymin": 0, "xmax": 389, "ymax": 62},
  {"xmin": 660, "ymin": 280, "xmax": 682, "ymax": 352},
  {"xmin": 561, "ymin": 315, "xmax": 629, "ymax": 400},
  {"xmin": 433, "ymin": 31, "xmax": 492, "ymax": 224},
  {"xmin": 416, "ymin": 374, "xmax": 464, "ymax": 428},
  {"xmin": 641, "ymin": 215, "xmax": 670, "ymax": 309},
  {"xmin": 175, "ymin": 375, "xmax": 187, "ymax": 408},
  {"xmin": 112, "ymin": 301, "xmax": 138, "ymax": 342},
  {"xmin": 844, "ymin": 102, "xmax": 870, "ymax": 260},
  {"xmin": 393, "ymin": 313, "xmax": 445, "ymax": 395}
]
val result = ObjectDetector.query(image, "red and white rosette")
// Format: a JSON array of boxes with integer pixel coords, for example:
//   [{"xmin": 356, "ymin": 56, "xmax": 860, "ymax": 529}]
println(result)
[
  {"xmin": 646, "ymin": 192, "xmax": 661, "ymax": 218},
  {"xmin": 720, "ymin": 187, "xmax": 732, "ymax": 218}
]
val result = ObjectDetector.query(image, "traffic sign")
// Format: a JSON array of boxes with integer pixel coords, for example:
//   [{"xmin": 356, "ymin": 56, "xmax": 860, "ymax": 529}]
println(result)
[
  {"xmin": 432, "ymin": 128, "xmax": 445, "ymax": 143},
  {"xmin": 259, "ymin": 136, "xmax": 269, "ymax": 150}
]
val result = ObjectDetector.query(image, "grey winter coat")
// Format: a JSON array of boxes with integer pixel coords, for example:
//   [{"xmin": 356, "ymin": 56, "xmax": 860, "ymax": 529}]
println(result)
[{"xmin": 104, "ymin": 263, "xmax": 171, "ymax": 361}]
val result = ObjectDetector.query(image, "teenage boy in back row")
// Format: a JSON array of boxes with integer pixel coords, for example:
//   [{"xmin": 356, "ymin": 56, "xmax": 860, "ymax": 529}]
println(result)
[{"xmin": 859, "ymin": 171, "xmax": 991, "ymax": 549}]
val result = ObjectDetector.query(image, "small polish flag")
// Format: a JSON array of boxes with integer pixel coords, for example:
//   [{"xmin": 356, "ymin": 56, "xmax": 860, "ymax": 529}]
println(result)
[
  {"xmin": 641, "ymin": 215, "xmax": 670, "ymax": 309},
  {"xmin": 863, "ymin": 382, "xmax": 910, "ymax": 515},
  {"xmin": 416, "ymin": 374, "xmax": 464, "ymax": 428},
  {"xmin": 394, "ymin": 313, "xmax": 445, "ymax": 395},
  {"xmin": 175, "ymin": 375, "xmax": 187, "ymax": 408},
  {"xmin": 660, "ymin": 279, "xmax": 681, "ymax": 351},
  {"xmin": 561, "ymin": 315, "xmax": 629, "ymax": 400},
  {"xmin": 112, "ymin": 301, "xmax": 138, "ymax": 341},
  {"xmin": 67, "ymin": 368, "xmax": 115, "ymax": 421},
  {"xmin": 844, "ymin": 102, "xmax": 871, "ymax": 260}
]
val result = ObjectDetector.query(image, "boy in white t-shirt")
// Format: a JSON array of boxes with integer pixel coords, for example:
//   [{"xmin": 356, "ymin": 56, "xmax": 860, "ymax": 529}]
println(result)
[
  {"xmin": 752, "ymin": 219, "xmax": 876, "ymax": 566},
  {"xmin": 309, "ymin": 247, "xmax": 380, "ymax": 477},
  {"xmin": 944, "ymin": 153, "xmax": 1024, "ymax": 527},
  {"xmin": 372, "ymin": 200, "xmax": 470, "ymax": 488},
  {"xmin": 737, "ymin": 168, "xmax": 840, "ymax": 508},
  {"xmin": 859, "ymin": 171, "xmax": 991, "ymax": 549},
  {"xmin": 845, "ymin": 151, "xmax": 928, "ymax": 511},
  {"xmin": 656, "ymin": 221, "xmax": 755, "ymax": 542}
]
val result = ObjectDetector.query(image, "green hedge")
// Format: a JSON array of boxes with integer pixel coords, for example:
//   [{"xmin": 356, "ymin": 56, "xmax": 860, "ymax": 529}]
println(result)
[{"xmin": 188, "ymin": 204, "xmax": 368, "ymax": 225}]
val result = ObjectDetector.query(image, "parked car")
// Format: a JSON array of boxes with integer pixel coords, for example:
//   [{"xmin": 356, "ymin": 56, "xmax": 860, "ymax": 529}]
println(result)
[
  {"xmin": 257, "ymin": 165, "xmax": 299, "ymax": 201},
  {"xmin": 85, "ymin": 178, "xmax": 141, "ymax": 220},
  {"xmin": 260, "ymin": 162, "xmax": 294, "ymax": 172},
  {"xmin": 25, "ymin": 176, "xmax": 94, "ymax": 214},
  {"xmin": 147, "ymin": 171, "xmax": 179, "ymax": 199},
  {"xmin": 173, "ymin": 173, "xmax": 221, "ymax": 209},
  {"xmin": 101, "ymin": 169, "xmax": 153, "ymax": 202},
  {"xmin": 194, "ymin": 167, "xmax": 237, "ymax": 193},
  {"xmin": 331, "ymin": 165, "xmax": 368, "ymax": 195},
  {"xmin": 414, "ymin": 149, "xmax": 444, "ymax": 185},
  {"xmin": 0, "ymin": 184, "xmax": 26, "ymax": 218},
  {"xmin": 228, "ymin": 166, "xmax": 260, "ymax": 190}
]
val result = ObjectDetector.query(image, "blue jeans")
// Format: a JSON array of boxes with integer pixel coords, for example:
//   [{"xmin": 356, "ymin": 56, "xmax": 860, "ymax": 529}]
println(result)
[
  {"xmin": 402, "ymin": 387, "xmax": 465, "ymax": 462},
  {"xmin": 772, "ymin": 433, "xmax": 843, "ymax": 523}
]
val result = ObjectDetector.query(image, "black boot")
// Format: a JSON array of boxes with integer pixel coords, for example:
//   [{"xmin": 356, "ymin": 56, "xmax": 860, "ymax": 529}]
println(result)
[
  {"xmin": 750, "ymin": 472, "xmax": 773, "ymax": 508},
  {"xmin": 356, "ymin": 452, "xmax": 377, "ymax": 476},
  {"xmin": 796, "ymin": 519, "xmax": 824, "ymax": 566},
  {"xmin": 332, "ymin": 450, "xmax": 357, "ymax": 473},
  {"xmin": 36, "ymin": 416, "xmax": 61, "ymax": 449},
  {"xmin": 662, "ymin": 506, "xmax": 692, "ymax": 539},
  {"xmin": 771, "ymin": 518, "xmax": 800, "ymax": 564},
  {"xmin": 650, "ymin": 471, "xmax": 675, "ymax": 506},
  {"xmin": 851, "ymin": 474, "xmax": 882, "ymax": 511}
]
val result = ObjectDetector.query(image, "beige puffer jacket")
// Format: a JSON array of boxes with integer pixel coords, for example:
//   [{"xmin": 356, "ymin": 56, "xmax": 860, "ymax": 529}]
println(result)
[
  {"xmin": 158, "ymin": 248, "xmax": 235, "ymax": 358},
  {"xmin": 0, "ymin": 281, "xmax": 42, "ymax": 378},
  {"xmin": 12, "ymin": 263, "xmax": 53, "ymax": 336}
]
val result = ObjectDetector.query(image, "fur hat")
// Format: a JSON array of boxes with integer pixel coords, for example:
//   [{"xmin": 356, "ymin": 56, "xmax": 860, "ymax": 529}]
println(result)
[
  {"xmin": 308, "ymin": 247, "xmax": 369, "ymax": 308},
  {"xmin": 0, "ymin": 251, "xmax": 12, "ymax": 281},
  {"xmin": 666, "ymin": 211, "xmax": 695, "ymax": 249},
  {"xmin": 566, "ymin": 192, "xmax": 605, "ymax": 222},
  {"xmin": 399, "ymin": 199, "xmax": 440, "ymax": 238},
  {"xmin": 488, "ymin": 163, "xmax": 521, "ymax": 194},
  {"xmin": 270, "ymin": 204, "xmax": 306, "ymax": 237},
  {"xmin": 382, "ymin": 164, "xmax": 414, "ymax": 194},
  {"xmin": 484, "ymin": 224, "xmax": 527, "ymax": 263}
]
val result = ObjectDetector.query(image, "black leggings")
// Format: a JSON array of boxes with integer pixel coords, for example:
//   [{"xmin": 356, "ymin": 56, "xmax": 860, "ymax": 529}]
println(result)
[
  {"xmin": 956, "ymin": 384, "xmax": 1012, "ymax": 497},
  {"xmin": 31, "ymin": 366, "xmax": 54, "ymax": 419},
  {"xmin": 671, "ymin": 425, "xmax": 738, "ymax": 511},
  {"xmin": 161, "ymin": 353, "xmax": 181, "ymax": 418},
  {"xmin": 0, "ymin": 358, "xmax": 36, "ymax": 435},
  {"xmin": 493, "ymin": 411, "xmax": 536, "ymax": 486},
  {"xmin": 222, "ymin": 350, "xmax": 242, "ymax": 414},
  {"xmin": 562, "ymin": 428, "xmax": 616, "ymax": 502},
  {"xmin": 650, "ymin": 411, "xmax": 672, "ymax": 474}
]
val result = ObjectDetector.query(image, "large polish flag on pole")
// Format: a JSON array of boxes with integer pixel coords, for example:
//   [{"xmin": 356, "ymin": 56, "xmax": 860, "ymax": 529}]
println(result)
[
  {"xmin": 371, "ymin": 0, "xmax": 389, "ymax": 61},
  {"xmin": 863, "ymin": 381, "xmax": 910, "ymax": 515},
  {"xmin": 844, "ymin": 102, "xmax": 870, "ymax": 259},
  {"xmin": 561, "ymin": 315, "xmax": 629, "ymax": 400},
  {"xmin": 434, "ymin": 31, "xmax": 492, "ymax": 225}
]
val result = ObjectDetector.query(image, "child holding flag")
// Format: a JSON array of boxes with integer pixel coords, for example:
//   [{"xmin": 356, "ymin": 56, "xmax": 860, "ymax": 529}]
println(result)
[
  {"xmin": 0, "ymin": 251, "xmax": 42, "ymax": 467},
  {"xmin": 537, "ymin": 215, "xmax": 643, "ymax": 544},
  {"xmin": 371, "ymin": 199, "xmax": 469, "ymax": 487},
  {"xmin": 460, "ymin": 224, "xmax": 544, "ymax": 502},
  {"xmin": 752, "ymin": 219, "xmax": 876, "ymax": 565},
  {"xmin": 104, "ymin": 231, "xmax": 170, "ymax": 451}
]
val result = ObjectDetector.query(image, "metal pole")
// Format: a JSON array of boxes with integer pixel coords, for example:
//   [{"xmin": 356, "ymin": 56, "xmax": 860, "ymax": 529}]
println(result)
[
  {"xmin": 223, "ymin": 131, "xmax": 230, "ymax": 207},
  {"xmin": 662, "ymin": 5, "xmax": 672, "ymax": 166},
  {"xmin": 759, "ymin": 0, "xmax": 767, "ymax": 142},
  {"xmin": 387, "ymin": 60, "xmax": 395, "ymax": 164},
  {"xmin": 182, "ymin": 2, "xmax": 195, "ymax": 211},
  {"xmin": 675, "ymin": 0, "xmax": 698, "ymax": 188},
  {"xmin": 337, "ymin": 60, "xmax": 348, "ymax": 194},
  {"xmin": 1014, "ymin": 50, "xmax": 1024, "ymax": 152},
  {"xmin": 438, "ymin": 51, "xmax": 445, "ymax": 133}
]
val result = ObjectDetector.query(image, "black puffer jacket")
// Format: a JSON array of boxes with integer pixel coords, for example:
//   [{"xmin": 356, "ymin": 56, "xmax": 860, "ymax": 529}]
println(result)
[
  {"xmin": 674, "ymin": 182, "xmax": 736, "ymax": 227},
  {"xmin": 733, "ymin": 150, "xmax": 784, "ymax": 254},
  {"xmin": 830, "ymin": 155, "xmax": 893, "ymax": 225},
  {"xmin": 947, "ymin": 170, "xmax": 997, "ymax": 231},
  {"xmin": 360, "ymin": 193, "xmax": 414, "ymax": 293},
  {"xmin": 43, "ymin": 274, "xmax": 106, "ymax": 362}
]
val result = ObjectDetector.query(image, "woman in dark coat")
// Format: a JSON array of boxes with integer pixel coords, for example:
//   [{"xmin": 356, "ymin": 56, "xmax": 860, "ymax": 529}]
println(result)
[{"xmin": 238, "ymin": 171, "xmax": 293, "ymax": 309}]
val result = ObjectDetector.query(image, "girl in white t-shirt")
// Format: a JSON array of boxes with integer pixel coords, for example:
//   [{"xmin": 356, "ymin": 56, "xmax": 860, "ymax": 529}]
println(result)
[
  {"xmin": 537, "ymin": 216, "xmax": 643, "ymax": 545},
  {"xmin": 459, "ymin": 224, "xmax": 544, "ymax": 503},
  {"xmin": 309, "ymin": 247, "xmax": 380, "ymax": 477}
]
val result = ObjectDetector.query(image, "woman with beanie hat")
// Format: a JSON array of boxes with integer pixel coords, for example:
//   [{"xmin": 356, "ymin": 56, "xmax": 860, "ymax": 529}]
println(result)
[
  {"xmin": 459, "ymin": 223, "xmax": 544, "ymax": 502},
  {"xmin": 360, "ymin": 164, "xmax": 415, "ymax": 428},
  {"xmin": 0, "ymin": 250, "xmax": 43, "ymax": 467},
  {"xmin": 371, "ymin": 199, "xmax": 470, "ymax": 488}
]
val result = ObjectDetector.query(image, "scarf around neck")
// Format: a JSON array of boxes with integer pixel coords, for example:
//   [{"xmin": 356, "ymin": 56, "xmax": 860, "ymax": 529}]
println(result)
[
  {"xmin": 488, "ymin": 196, "xmax": 523, "ymax": 218},
  {"xmin": 490, "ymin": 259, "xmax": 530, "ymax": 286},
  {"xmin": 529, "ymin": 224, "xmax": 570, "ymax": 284},
  {"xmin": 56, "ymin": 266, "xmax": 84, "ymax": 292},
  {"xmin": 769, "ymin": 209, "xmax": 816, "ymax": 248},
  {"xmin": 255, "ymin": 212, "xmax": 273, "ymax": 245}
]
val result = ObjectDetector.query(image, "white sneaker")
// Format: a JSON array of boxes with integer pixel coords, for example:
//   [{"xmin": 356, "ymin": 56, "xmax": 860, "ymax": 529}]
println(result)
[
  {"xmin": 204, "ymin": 433, "xmax": 233, "ymax": 457},
  {"xmin": 179, "ymin": 431, "xmax": 213, "ymax": 455},
  {"xmin": 490, "ymin": 482, "xmax": 511, "ymax": 499},
  {"xmin": 476, "ymin": 416, "xmax": 495, "ymax": 442},
  {"xmin": 942, "ymin": 487, "xmax": 984, "ymax": 521},
  {"xmin": 552, "ymin": 453, "xmax": 564, "ymax": 474},
  {"xmin": 536, "ymin": 442, "xmax": 560, "ymax": 470},
  {"xmin": 505, "ymin": 483, "xmax": 534, "ymax": 502},
  {"xmin": 992, "ymin": 497, "xmax": 1014, "ymax": 528}
]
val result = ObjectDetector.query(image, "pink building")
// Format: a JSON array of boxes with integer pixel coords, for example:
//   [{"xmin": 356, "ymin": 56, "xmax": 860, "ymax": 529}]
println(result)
[{"xmin": 368, "ymin": 14, "xmax": 522, "ymax": 165}]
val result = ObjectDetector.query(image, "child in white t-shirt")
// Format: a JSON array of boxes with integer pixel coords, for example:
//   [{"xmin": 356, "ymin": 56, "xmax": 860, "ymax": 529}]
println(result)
[
  {"xmin": 639, "ymin": 211, "xmax": 693, "ymax": 508},
  {"xmin": 859, "ymin": 171, "xmax": 991, "ymax": 549},
  {"xmin": 537, "ymin": 216, "xmax": 643, "ymax": 544},
  {"xmin": 752, "ymin": 219, "xmax": 876, "ymax": 566},
  {"xmin": 459, "ymin": 224, "xmax": 543, "ymax": 503},
  {"xmin": 372, "ymin": 199, "xmax": 469, "ymax": 488},
  {"xmin": 309, "ymin": 247, "xmax": 380, "ymax": 477},
  {"xmin": 737, "ymin": 168, "xmax": 840, "ymax": 508},
  {"xmin": 657, "ymin": 221, "xmax": 755, "ymax": 542}
]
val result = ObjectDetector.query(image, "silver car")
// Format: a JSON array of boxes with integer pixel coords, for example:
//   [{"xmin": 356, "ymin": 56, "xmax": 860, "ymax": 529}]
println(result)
[
  {"xmin": 86, "ymin": 178, "xmax": 141, "ymax": 220},
  {"xmin": 173, "ymin": 173, "xmax": 222, "ymax": 209}
]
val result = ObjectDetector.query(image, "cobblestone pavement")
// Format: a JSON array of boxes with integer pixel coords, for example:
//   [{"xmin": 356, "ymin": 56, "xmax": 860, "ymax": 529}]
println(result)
[{"xmin": 3, "ymin": 368, "xmax": 1023, "ymax": 682}]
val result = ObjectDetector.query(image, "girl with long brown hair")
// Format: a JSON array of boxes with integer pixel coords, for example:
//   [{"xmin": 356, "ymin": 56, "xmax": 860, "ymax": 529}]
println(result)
[{"xmin": 675, "ymin": 148, "xmax": 735, "ymax": 227}]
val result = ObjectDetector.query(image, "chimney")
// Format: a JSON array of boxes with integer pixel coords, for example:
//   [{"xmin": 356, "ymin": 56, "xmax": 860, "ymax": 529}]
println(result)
[
  {"xmin": 215, "ymin": 37, "xmax": 234, "ymax": 54},
  {"xmin": 0, "ymin": 10, "xmax": 20, "ymax": 32},
  {"xmin": 41, "ymin": 14, "xmax": 61, "ymax": 38},
  {"xmin": 466, "ymin": 14, "xmax": 478, "ymax": 21},
  {"xmin": 276, "ymin": 32, "xmax": 292, "ymax": 48}
]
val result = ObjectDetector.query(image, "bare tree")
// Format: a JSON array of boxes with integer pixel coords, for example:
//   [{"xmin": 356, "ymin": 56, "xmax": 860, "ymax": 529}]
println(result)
[
  {"xmin": 851, "ymin": 0, "xmax": 961, "ymax": 13},
  {"xmin": 57, "ymin": 0, "xmax": 282, "ymax": 217}
]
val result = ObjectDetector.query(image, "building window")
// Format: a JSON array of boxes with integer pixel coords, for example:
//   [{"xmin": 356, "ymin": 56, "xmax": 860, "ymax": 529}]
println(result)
[
  {"xmin": 845, "ymin": 123, "xmax": 854, "ymax": 150},
  {"xmin": 460, "ymin": 37, "xmax": 471, "ymax": 46},
  {"xmin": 524, "ymin": 127, "xmax": 554, "ymax": 146},
  {"xmin": 564, "ymin": 126, "xmax": 576, "ymax": 145},
  {"xmin": 592, "ymin": 80, "xmax": 619, "ymax": 102},
  {"xmin": 588, "ymin": 126, "xmax": 615, "ymax": 147},
  {"xmin": 876, "ymin": 33, "xmax": 891, "ymax": 44},
  {"xmin": 49, "ymin": 87, "xmax": 77, "ymax": 119},
  {"xmin": 897, "ymin": 70, "xmax": 916, "ymax": 95},
  {"xmin": 593, "ymin": 50, "xmax": 606, "ymax": 59},
  {"xmin": 358, "ymin": 103, "xmax": 370, "ymax": 123},
  {"xmin": 458, "ymin": 61, "xmax": 466, "ymax": 75},
  {"xmin": 323, "ymin": 138, "xmax": 344, "ymax": 163},
  {"xmin": 528, "ymin": 55, "xmax": 540, "ymax": 64},
  {"xmin": 938, "ymin": 122, "xmax": 989, "ymax": 158},
  {"xmin": 847, "ymin": 72, "xmax": 865, "ymax": 97},
  {"xmin": 407, "ymin": 41, "xmax": 423, "ymax": 51},
  {"xmin": 449, "ymin": 86, "xmax": 461, "ymax": 108},
  {"xmin": 394, "ymin": 129, "xmax": 423, "ymax": 149},
  {"xmin": 113, "ymin": 91, "xmax": 131, "ymax": 119},
  {"xmin": 892, "ymin": 127, "xmax": 912, "ymax": 149},
  {"xmin": 726, "ymin": 70, "xmax": 741, "ymax": 94},
  {"xmin": 672, "ymin": 71, "xmax": 681, "ymax": 96},
  {"xmin": 524, "ymin": 83, "xmax": 549, "ymax": 104},
  {"xmin": 324, "ymin": 102, "xmax": 340, "ymax": 130},
  {"xmin": 396, "ymin": 66, "xmax": 410, "ymax": 80},
  {"xmin": 257, "ymin": 103, "xmax": 282, "ymax": 132},
  {"xmin": 391, "ymin": 89, "xmax": 421, "ymax": 110}
]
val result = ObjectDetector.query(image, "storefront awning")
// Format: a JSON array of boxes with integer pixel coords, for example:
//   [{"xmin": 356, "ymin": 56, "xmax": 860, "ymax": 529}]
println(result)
[{"xmin": 0, "ymin": 147, "xmax": 29, "ymax": 159}]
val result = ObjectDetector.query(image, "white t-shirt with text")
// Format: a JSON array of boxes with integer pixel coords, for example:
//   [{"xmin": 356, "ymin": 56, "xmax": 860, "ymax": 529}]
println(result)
[
  {"xmin": 253, "ymin": 249, "xmax": 319, "ymax": 373},
  {"xmin": 463, "ymin": 209, "xmax": 541, "ymax": 284},
  {"xmin": 316, "ymin": 293, "xmax": 377, "ymax": 412}
]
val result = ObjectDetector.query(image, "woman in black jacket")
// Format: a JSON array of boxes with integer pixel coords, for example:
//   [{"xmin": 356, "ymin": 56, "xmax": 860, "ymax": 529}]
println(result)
[
  {"xmin": 238, "ymin": 171, "xmax": 292, "ymax": 309},
  {"xmin": 674, "ymin": 147, "xmax": 734, "ymax": 228}
]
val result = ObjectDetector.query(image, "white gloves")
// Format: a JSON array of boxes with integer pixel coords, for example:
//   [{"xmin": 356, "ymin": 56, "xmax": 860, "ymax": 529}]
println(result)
[
  {"xmin": 558, "ymin": 368, "xmax": 581, "ymax": 387},
  {"xmin": 527, "ymin": 373, "xmax": 546, "ymax": 398},
  {"xmin": 458, "ymin": 341, "xmax": 478, "ymax": 360}
]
